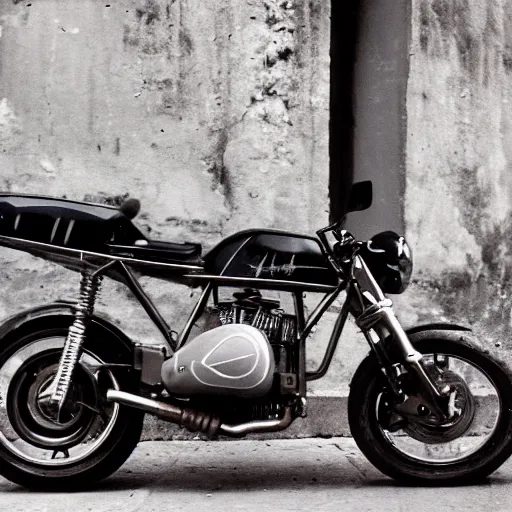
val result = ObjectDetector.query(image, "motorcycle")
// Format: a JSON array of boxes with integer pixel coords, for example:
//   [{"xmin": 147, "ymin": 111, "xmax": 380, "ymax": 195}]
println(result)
[{"xmin": 0, "ymin": 181, "xmax": 511, "ymax": 489}]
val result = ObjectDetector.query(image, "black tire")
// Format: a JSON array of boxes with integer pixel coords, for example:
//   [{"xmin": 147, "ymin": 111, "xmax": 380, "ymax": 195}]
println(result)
[
  {"xmin": 348, "ymin": 329, "xmax": 512, "ymax": 485},
  {"xmin": 0, "ymin": 326, "xmax": 144, "ymax": 490}
]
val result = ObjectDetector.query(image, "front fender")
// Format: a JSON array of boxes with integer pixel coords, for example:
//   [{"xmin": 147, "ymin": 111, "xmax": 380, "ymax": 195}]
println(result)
[
  {"xmin": 381, "ymin": 322, "xmax": 472, "ymax": 362},
  {"xmin": 0, "ymin": 302, "xmax": 135, "ymax": 362},
  {"xmin": 404, "ymin": 322, "xmax": 471, "ymax": 336}
]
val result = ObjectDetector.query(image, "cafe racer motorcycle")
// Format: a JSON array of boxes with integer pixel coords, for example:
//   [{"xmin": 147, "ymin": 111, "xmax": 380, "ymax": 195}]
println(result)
[{"xmin": 0, "ymin": 181, "xmax": 511, "ymax": 489}]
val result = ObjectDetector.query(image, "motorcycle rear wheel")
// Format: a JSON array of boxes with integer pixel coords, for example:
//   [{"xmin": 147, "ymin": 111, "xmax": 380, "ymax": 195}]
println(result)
[
  {"xmin": 0, "ymin": 327, "xmax": 144, "ymax": 489},
  {"xmin": 348, "ymin": 330, "xmax": 512, "ymax": 484}
]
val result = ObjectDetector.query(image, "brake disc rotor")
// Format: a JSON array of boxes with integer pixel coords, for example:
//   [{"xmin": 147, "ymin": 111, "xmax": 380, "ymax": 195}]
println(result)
[{"xmin": 402, "ymin": 369, "xmax": 476, "ymax": 444}]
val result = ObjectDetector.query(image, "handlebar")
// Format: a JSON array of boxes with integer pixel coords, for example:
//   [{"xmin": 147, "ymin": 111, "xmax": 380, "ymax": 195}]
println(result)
[{"xmin": 316, "ymin": 222, "xmax": 360, "ymax": 275}]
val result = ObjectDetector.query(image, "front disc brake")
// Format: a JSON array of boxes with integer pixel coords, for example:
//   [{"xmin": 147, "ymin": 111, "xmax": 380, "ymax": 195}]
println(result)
[{"xmin": 388, "ymin": 367, "xmax": 477, "ymax": 444}]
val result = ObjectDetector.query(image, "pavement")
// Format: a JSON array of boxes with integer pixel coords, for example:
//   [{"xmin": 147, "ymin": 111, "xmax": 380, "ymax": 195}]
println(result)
[{"xmin": 1, "ymin": 438, "xmax": 512, "ymax": 512}]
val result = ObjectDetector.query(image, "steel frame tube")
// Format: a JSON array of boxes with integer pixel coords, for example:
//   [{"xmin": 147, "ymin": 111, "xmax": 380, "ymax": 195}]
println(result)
[
  {"xmin": 116, "ymin": 261, "xmax": 175, "ymax": 351},
  {"xmin": 306, "ymin": 291, "xmax": 351, "ymax": 381}
]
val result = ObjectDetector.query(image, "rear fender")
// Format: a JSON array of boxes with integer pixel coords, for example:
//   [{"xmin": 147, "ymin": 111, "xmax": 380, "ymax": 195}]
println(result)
[{"xmin": 0, "ymin": 302, "xmax": 136, "ymax": 365}]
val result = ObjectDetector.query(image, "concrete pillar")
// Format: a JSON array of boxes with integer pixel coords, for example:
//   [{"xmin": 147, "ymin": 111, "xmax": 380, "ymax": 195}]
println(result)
[{"xmin": 344, "ymin": 0, "xmax": 411, "ymax": 240}]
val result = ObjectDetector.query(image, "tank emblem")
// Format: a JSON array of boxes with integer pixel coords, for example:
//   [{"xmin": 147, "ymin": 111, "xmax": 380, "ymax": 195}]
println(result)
[
  {"xmin": 248, "ymin": 252, "xmax": 325, "ymax": 278},
  {"xmin": 199, "ymin": 334, "xmax": 259, "ymax": 379}
]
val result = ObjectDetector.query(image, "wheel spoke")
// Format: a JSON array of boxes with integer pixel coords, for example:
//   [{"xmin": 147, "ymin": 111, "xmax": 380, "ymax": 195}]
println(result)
[{"xmin": 76, "ymin": 401, "xmax": 101, "ymax": 415}]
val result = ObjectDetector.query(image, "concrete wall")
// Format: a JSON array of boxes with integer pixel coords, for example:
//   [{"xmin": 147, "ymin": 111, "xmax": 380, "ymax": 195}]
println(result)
[
  {"xmin": 1, "ymin": 0, "xmax": 512, "ymax": 406},
  {"xmin": 0, "ymin": 0, "xmax": 340, "ymax": 380},
  {"xmin": 401, "ymin": 0, "xmax": 512, "ymax": 350},
  {"xmin": 0, "ymin": 0, "xmax": 330, "ymax": 240}
]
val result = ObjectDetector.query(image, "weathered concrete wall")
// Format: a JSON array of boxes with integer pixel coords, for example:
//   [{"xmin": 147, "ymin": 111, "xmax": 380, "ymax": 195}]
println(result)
[
  {"xmin": 402, "ymin": 0, "xmax": 512, "ymax": 348},
  {"xmin": 0, "ymin": 0, "xmax": 331, "ymax": 235},
  {"xmin": 0, "ymin": 0, "xmax": 335, "ymax": 370},
  {"xmin": 2, "ymin": 0, "xmax": 512, "ymax": 407}
]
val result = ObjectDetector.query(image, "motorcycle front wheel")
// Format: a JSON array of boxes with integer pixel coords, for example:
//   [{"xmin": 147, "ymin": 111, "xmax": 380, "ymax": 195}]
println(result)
[
  {"xmin": 0, "ymin": 326, "xmax": 144, "ymax": 489},
  {"xmin": 348, "ymin": 329, "xmax": 512, "ymax": 484}
]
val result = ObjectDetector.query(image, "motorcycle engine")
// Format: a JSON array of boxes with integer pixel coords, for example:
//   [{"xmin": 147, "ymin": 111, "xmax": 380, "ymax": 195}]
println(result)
[
  {"xmin": 160, "ymin": 289, "xmax": 297, "ymax": 399},
  {"xmin": 217, "ymin": 288, "xmax": 297, "ymax": 374}
]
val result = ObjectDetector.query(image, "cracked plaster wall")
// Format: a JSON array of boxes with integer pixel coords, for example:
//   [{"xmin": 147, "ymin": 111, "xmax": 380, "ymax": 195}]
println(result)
[
  {"xmin": 402, "ymin": 0, "xmax": 512, "ymax": 347},
  {"xmin": 0, "ymin": 0, "xmax": 335, "ymax": 383}
]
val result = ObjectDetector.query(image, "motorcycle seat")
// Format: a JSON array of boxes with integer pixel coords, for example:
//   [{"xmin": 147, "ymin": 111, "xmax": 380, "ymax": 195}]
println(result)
[
  {"xmin": 108, "ymin": 239, "xmax": 203, "ymax": 266},
  {"xmin": 107, "ymin": 198, "xmax": 203, "ymax": 266}
]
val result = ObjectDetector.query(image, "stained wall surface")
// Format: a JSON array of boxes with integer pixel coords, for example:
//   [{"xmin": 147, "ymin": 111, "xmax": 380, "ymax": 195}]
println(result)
[
  {"xmin": 402, "ymin": 0, "xmax": 512, "ymax": 349},
  {"xmin": 1, "ymin": 0, "xmax": 512, "ymax": 398},
  {"xmin": 0, "ymin": 0, "xmax": 333, "ymax": 350}
]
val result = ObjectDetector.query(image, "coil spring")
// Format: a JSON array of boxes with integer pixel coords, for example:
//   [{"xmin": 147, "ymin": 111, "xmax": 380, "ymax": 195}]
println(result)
[{"xmin": 49, "ymin": 271, "xmax": 102, "ymax": 414}]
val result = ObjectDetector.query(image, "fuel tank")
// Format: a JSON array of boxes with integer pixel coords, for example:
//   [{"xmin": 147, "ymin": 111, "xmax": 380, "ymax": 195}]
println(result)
[{"xmin": 203, "ymin": 229, "xmax": 338, "ymax": 287}]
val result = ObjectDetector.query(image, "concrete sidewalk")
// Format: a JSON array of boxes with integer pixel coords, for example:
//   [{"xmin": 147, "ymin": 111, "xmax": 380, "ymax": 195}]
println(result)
[{"xmin": 1, "ymin": 438, "xmax": 512, "ymax": 512}]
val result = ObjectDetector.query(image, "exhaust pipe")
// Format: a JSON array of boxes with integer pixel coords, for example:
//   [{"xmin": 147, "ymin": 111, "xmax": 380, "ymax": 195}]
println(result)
[
  {"xmin": 106, "ymin": 389, "xmax": 293, "ymax": 438},
  {"xmin": 106, "ymin": 390, "xmax": 221, "ymax": 437},
  {"xmin": 219, "ymin": 406, "xmax": 292, "ymax": 436}
]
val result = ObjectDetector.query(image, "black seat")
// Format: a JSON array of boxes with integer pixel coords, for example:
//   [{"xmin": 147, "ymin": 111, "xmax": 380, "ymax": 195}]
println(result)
[
  {"xmin": 108, "ymin": 239, "xmax": 203, "ymax": 266},
  {"xmin": 111, "ymin": 198, "xmax": 203, "ymax": 265}
]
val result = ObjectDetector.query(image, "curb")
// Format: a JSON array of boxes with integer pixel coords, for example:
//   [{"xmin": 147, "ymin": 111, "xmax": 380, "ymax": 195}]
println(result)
[
  {"xmin": 140, "ymin": 394, "xmax": 498, "ymax": 441},
  {"xmin": 141, "ymin": 396, "xmax": 350, "ymax": 441}
]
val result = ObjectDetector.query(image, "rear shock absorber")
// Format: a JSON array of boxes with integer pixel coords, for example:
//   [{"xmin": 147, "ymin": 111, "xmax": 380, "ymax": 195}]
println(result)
[{"xmin": 38, "ymin": 270, "xmax": 102, "ymax": 421}]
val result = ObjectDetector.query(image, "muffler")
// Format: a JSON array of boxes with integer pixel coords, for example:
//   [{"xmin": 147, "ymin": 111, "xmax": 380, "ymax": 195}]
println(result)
[
  {"xmin": 106, "ymin": 389, "xmax": 292, "ymax": 438},
  {"xmin": 106, "ymin": 390, "xmax": 221, "ymax": 437}
]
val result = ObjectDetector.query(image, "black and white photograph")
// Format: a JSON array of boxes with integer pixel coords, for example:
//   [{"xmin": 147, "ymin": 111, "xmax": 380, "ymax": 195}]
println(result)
[{"xmin": 0, "ymin": 1, "xmax": 512, "ymax": 510}]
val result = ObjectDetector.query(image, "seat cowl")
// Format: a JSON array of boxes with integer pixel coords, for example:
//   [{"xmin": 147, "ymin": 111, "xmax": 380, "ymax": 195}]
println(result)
[{"xmin": 0, "ymin": 194, "xmax": 143, "ymax": 251}]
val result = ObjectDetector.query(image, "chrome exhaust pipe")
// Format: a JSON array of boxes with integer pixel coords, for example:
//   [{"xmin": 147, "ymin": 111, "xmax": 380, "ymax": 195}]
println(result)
[
  {"xmin": 219, "ymin": 406, "xmax": 293, "ymax": 436},
  {"xmin": 106, "ymin": 389, "xmax": 293, "ymax": 437},
  {"xmin": 107, "ymin": 390, "xmax": 183, "ymax": 422},
  {"xmin": 106, "ymin": 389, "xmax": 221, "ymax": 437}
]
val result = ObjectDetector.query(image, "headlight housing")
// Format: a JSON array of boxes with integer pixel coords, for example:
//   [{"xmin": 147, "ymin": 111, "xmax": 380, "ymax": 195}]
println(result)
[{"xmin": 359, "ymin": 231, "xmax": 413, "ymax": 294}]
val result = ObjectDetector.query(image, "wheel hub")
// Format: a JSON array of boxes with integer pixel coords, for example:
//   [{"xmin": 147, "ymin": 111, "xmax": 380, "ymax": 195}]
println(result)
[
  {"xmin": 397, "ymin": 369, "xmax": 477, "ymax": 444},
  {"xmin": 7, "ymin": 353, "xmax": 99, "ymax": 450}
]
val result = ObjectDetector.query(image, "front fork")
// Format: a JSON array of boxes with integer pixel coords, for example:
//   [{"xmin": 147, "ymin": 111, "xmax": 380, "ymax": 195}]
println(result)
[{"xmin": 351, "ymin": 256, "xmax": 451, "ymax": 422}]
